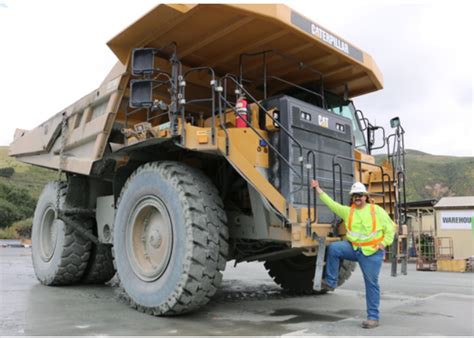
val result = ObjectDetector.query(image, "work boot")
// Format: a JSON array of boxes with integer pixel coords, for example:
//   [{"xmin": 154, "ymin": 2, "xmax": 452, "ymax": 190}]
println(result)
[
  {"xmin": 361, "ymin": 320, "xmax": 379, "ymax": 329},
  {"xmin": 320, "ymin": 280, "xmax": 335, "ymax": 292}
]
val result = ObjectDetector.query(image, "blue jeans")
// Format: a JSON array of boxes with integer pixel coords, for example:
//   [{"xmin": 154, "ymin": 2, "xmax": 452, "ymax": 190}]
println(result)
[{"xmin": 324, "ymin": 240, "xmax": 384, "ymax": 320}]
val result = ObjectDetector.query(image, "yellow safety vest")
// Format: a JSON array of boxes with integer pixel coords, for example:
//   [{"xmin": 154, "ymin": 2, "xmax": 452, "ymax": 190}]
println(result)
[
  {"xmin": 347, "ymin": 203, "xmax": 385, "ymax": 248},
  {"xmin": 319, "ymin": 192, "xmax": 396, "ymax": 255}
]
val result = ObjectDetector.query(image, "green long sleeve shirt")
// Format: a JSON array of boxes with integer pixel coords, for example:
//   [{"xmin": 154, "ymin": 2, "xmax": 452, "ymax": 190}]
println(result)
[{"xmin": 320, "ymin": 192, "xmax": 396, "ymax": 255}]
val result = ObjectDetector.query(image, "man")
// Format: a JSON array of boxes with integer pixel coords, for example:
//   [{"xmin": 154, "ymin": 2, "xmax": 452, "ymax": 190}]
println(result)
[{"xmin": 311, "ymin": 180, "xmax": 395, "ymax": 329}]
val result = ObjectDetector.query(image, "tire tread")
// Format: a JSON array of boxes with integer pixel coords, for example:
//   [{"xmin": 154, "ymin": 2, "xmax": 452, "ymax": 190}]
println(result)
[
  {"xmin": 113, "ymin": 161, "xmax": 228, "ymax": 315},
  {"xmin": 33, "ymin": 182, "xmax": 91, "ymax": 286}
]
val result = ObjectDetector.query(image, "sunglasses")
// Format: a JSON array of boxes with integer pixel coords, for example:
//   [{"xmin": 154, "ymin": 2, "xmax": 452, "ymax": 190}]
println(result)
[{"xmin": 352, "ymin": 194, "xmax": 365, "ymax": 199}]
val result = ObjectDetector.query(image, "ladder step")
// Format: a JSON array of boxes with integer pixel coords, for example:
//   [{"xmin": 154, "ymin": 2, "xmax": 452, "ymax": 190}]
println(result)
[{"xmin": 313, "ymin": 237, "xmax": 326, "ymax": 291}]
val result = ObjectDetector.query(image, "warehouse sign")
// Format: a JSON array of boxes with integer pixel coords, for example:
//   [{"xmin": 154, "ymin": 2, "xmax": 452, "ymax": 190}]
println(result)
[{"xmin": 439, "ymin": 210, "xmax": 474, "ymax": 230}]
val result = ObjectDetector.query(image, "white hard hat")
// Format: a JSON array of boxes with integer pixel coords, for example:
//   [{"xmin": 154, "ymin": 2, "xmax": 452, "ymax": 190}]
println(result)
[{"xmin": 349, "ymin": 182, "xmax": 368, "ymax": 195}]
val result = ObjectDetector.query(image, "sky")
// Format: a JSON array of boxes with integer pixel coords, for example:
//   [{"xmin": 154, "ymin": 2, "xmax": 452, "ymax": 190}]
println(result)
[{"xmin": 0, "ymin": 0, "xmax": 472, "ymax": 156}]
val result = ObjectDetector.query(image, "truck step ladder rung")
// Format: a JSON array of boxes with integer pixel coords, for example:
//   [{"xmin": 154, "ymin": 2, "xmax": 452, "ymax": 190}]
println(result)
[
  {"xmin": 313, "ymin": 236, "xmax": 326, "ymax": 291},
  {"xmin": 391, "ymin": 234, "xmax": 409, "ymax": 276}
]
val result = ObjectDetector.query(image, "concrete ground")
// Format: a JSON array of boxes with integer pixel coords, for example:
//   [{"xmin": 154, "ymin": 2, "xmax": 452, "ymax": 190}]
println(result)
[{"xmin": 0, "ymin": 246, "xmax": 473, "ymax": 336}]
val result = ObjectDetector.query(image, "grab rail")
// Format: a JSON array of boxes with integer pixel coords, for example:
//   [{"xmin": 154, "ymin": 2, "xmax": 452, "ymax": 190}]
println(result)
[
  {"xmin": 331, "ymin": 154, "xmax": 393, "ymax": 234},
  {"xmin": 306, "ymin": 150, "xmax": 318, "ymax": 236},
  {"xmin": 219, "ymin": 75, "xmax": 306, "ymax": 194},
  {"xmin": 180, "ymin": 66, "xmax": 217, "ymax": 146},
  {"xmin": 238, "ymin": 49, "xmax": 326, "ymax": 107}
]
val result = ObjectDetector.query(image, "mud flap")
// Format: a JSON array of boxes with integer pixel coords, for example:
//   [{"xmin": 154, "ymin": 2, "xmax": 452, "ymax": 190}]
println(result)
[{"xmin": 313, "ymin": 236, "xmax": 326, "ymax": 291}]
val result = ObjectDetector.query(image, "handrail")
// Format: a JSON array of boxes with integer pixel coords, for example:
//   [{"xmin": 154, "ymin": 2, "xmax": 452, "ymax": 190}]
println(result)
[
  {"xmin": 306, "ymin": 150, "xmax": 318, "ymax": 236},
  {"xmin": 386, "ymin": 133, "xmax": 396, "ymax": 162},
  {"xmin": 268, "ymin": 76, "xmax": 326, "ymax": 107},
  {"xmin": 221, "ymin": 75, "xmax": 305, "ymax": 157},
  {"xmin": 331, "ymin": 154, "xmax": 393, "ymax": 233},
  {"xmin": 332, "ymin": 162, "xmax": 344, "ymax": 204},
  {"xmin": 238, "ymin": 50, "xmax": 325, "ymax": 103},
  {"xmin": 386, "ymin": 123, "xmax": 407, "ymax": 225},
  {"xmin": 216, "ymin": 79, "xmax": 230, "ymax": 155},
  {"xmin": 222, "ymin": 73, "xmax": 240, "ymax": 129},
  {"xmin": 334, "ymin": 155, "xmax": 388, "ymax": 209},
  {"xmin": 181, "ymin": 67, "xmax": 217, "ymax": 145},
  {"xmin": 397, "ymin": 171, "xmax": 407, "ymax": 225},
  {"xmin": 220, "ymin": 75, "xmax": 305, "ymax": 194},
  {"xmin": 219, "ymin": 95, "xmax": 304, "ymax": 188},
  {"xmin": 354, "ymin": 109, "xmax": 369, "ymax": 131},
  {"xmin": 383, "ymin": 173, "xmax": 394, "ymax": 217},
  {"xmin": 367, "ymin": 123, "xmax": 386, "ymax": 154}
]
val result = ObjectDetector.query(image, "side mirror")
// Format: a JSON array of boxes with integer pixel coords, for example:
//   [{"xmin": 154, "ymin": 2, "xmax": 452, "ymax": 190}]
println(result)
[
  {"xmin": 131, "ymin": 48, "xmax": 156, "ymax": 76},
  {"xmin": 130, "ymin": 80, "xmax": 154, "ymax": 108},
  {"xmin": 390, "ymin": 116, "xmax": 401, "ymax": 128}
]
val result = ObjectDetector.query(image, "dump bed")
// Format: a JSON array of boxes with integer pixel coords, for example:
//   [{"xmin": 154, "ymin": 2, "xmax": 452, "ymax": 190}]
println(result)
[
  {"xmin": 109, "ymin": 4, "xmax": 383, "ymax": 97},
  {"xmin": 10, "ymin": 3, "xmax": 383, "ymax": 175}
]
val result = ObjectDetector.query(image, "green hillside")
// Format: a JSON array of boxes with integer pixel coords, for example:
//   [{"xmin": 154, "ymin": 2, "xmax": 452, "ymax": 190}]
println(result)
[
  {"xmin": 0, "ymin": 146, "xmax": 56, "ymax": 230},
  {"xmin": 0, "ymin": 146, "xmax": 57, "ymax": 199},
  {"xmin": 377, "ymin": 149, "xmax": 474, "ymax": 202}
]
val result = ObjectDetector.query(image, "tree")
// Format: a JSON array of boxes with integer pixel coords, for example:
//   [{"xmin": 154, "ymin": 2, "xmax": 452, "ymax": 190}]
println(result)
[{"xmin": 0, "ymin": 199, "xmax": 22, "ymax": 228}]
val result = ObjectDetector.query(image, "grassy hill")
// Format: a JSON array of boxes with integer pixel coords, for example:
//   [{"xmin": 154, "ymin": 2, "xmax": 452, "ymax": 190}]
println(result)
[
  {"xmin": 0, "ymin": 146, "xmax": 57, "ymax": 200},
  {"xmin": 377, "ymin": 149, "xmax": 474, "ymax": 201},
  {"xmin": 0, "ymin": 146, "xmax": 56, "ymax": 232}
]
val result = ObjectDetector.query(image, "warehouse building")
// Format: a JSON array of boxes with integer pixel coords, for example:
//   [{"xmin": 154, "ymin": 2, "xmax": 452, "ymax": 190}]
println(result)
[{"xmin": 434, "ymin": 196, "xmax": 474, "ymax": 259}]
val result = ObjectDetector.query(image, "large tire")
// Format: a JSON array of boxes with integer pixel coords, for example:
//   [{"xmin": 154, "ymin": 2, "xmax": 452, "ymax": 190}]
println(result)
[
  {"xmin": 113, "ymin": 161, "xmax": 228, "ymax": 316},
  {"xmin": 31, "ymin": 182, "xmax": 92, "ymax": 286},
  {"xmin": 81, "ymin": 243, "xmax": 116, "ymax": 284},
  {"xmin": 264, "ymin": 254, "xmax": 356, "ymax": 294}
]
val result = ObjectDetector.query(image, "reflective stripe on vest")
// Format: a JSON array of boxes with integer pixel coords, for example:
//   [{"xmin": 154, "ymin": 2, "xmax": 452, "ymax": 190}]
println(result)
[
  {"xmin": 351, "ymin": 236, "xmax": 385, "ymax": 247},
  {"xmin": 346, "ymin": 229, "xmax": 383, "ymax": 240},
  {"xmin": 347, "ymin": 203, "xmax": 384, "ymax": 246}
]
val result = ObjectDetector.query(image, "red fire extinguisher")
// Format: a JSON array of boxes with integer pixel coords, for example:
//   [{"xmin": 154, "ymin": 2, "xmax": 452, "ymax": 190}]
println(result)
[{"xmin": 235, "ymin": 96, "xmax": 248, "ymax": 128}]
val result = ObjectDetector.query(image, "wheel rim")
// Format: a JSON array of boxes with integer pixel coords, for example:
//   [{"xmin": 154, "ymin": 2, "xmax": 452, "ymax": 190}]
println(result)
[
  {"xmin": 39, "ymin": 206, "xmax": 59, "ymax": 262},
  {"xmin": 126, "ymin": 195, "xmax": 173, "ymax": 282}
]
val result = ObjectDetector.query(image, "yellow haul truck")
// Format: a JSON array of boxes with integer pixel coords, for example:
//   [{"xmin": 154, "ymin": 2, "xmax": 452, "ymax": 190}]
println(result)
[{"xmin": 9, "ymin": 4, "xmax": 408, "ymax": 315}]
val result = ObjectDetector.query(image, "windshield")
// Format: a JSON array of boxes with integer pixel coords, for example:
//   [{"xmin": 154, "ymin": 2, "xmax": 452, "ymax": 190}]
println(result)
[{"xmin": 326, "ymin": 95, "xmax": 367, "ymax": 151}]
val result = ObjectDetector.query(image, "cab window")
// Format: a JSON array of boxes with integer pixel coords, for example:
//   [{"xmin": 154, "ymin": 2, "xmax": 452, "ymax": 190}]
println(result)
[{"xmin": 326, "ymin": 95, "xmax": 367, "ymax": 151}]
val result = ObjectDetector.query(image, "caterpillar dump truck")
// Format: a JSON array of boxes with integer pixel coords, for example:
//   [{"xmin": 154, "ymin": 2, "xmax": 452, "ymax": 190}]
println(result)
[{"xmin": 9, "ymin": 4, "xmax": 408, "ymax": 315}]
